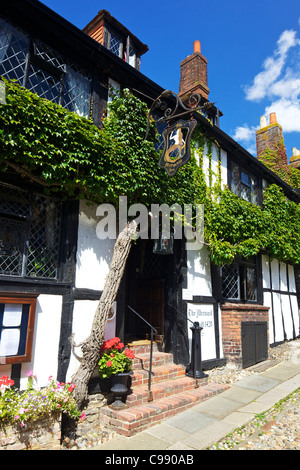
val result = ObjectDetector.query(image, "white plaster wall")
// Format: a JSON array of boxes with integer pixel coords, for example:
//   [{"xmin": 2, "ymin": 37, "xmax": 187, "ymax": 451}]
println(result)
[
  {"xmin": 218, "ymin": 305, "xmax": 224, "ymax": 358},
  {"xmin": 263, "ymin": 257, "xmax": 299, "ymax": 344},
  {"xmin": 198, "ymin": 142, "xmax": 227, "ymax": 189},
  {"xmin": 22, "ymin": 295, "xmax": 63, "ymax": 389},
  {"xmin": 262, "ymin": 255, "xmax": 271, "ymax": 289},
  {"xmin": 75, "ymin": 200, "xmax": 115, "ymax": 291},
  {"xmin": 271, "ymin": 259, "xmax": 280, "ymax": 291},
  {"xmin": 66, "ymin": 299, "xmax": 116, "ymax": 383},
  {"xmin": 280, "ymin": 262, "xmax": 288, "ymax": 291},
  {"xmin": 183, "ymin": 245, "xmax": 212, "ymax": 299},
  {"xmin": 272, "ymin": 292, "xmax": 285, "ymax": 342},
  {"xmin": 288, "ymin": 264, "xmax": 296, "ymax": 292},
  {"xmin": 263, "ymin": 291, "xmax": 274, "ymax": 344},
  {"xmin": 210, "ymin": 143, "xmax": 220, "ymax": 187},
  {"xmin": 220, "ymin": 148, "xmax": 228, "ymax": 188},
  {"xmin": 281, "ymin": 294, "xmax": 294, "ymax": 340},
  {"xmin": 291, "ymin": 295, "xmax": 300, "ymax": 337}
]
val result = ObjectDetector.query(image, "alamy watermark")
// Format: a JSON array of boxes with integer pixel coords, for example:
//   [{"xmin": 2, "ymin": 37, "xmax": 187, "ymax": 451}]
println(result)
[{"xmin": 95, "ymin": 196, "xmax": 204, "ymax": 250}]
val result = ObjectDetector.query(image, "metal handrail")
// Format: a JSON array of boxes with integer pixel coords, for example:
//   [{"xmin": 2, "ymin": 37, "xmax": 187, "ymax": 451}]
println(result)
[
  {"xmin": 168, "ymin": 303, "xmax": 195, "ymax": 325},
  {"xmin": 128, "ymin": 305, "xmax": 157, "ymax": 402}
]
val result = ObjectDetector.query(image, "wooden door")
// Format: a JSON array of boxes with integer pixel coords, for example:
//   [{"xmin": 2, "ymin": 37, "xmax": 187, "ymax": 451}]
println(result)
[
  {"xmin": 241, "ymin": 321, "xmax": 268, "ymax": 368},
  {"xmin": 138, "ymin": 279, "xmax": 164, "ymax": 336}
]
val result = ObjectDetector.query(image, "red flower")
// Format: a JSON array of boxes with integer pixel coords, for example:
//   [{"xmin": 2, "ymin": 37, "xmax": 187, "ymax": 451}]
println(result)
[
  {"xmin": 68, "ymin": 383, "xmax": 76, "ymax": 392},
  {"xmin": 0, "ymin": 375, "xmax": 14, "ymax": 387},
  {"xmin": 116, "ymin": 342, "xmax": 124, "ymax": 350},
  {"xmin": 106, "ymin": 361, "xmax": 113, "ymax": 367},
  {"xmin": 100, "ymin": 337, "xmax": 121, "ymax": 352},
  {"xmin": 124, "ymin": 349, "xmax": 135, "ymax": 359}
]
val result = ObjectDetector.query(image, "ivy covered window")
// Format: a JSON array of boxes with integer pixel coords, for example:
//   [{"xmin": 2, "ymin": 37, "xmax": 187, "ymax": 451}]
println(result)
[
  {"xmin": 230, "ymin": 162, "xmax": 259, "ymax": 205},
  {"xmin": 222, "ymin": 258, "xmax": 258, "ymax": 302},
  {"xmin": 0, "ymin": 182, "xmax": 61, "ymax": 280},
  {"xmin": 0, "ymin": 18, "xmax": 92, "ymax": 118}
]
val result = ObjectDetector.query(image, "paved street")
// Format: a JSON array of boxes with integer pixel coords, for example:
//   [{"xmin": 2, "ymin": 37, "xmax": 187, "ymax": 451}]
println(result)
[{"xmin": 208, "ymin": 386, "xmax": 300, "ymax": 450}]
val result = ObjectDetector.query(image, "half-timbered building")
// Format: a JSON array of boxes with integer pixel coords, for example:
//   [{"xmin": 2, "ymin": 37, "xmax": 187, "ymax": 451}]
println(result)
[{"xmin": 0, "ymin": 0, "xmax": 299, "ymax": 394}]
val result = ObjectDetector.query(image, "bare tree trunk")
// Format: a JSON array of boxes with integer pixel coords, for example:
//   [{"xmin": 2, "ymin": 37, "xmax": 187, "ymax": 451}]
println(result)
[{"xmin": 71, "ymin": 220, "xmax": 137, "ymax": 409}]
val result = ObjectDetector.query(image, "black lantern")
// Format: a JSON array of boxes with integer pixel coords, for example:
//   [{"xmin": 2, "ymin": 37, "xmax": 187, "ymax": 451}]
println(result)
[{"xmin": 153, "ymin": 231, "xmax": 174, "ymax": 255}]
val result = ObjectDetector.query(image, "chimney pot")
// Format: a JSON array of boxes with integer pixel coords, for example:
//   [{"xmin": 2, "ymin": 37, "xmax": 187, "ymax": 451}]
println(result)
[
  {"xmin": 194, "ymin": 40, "xmax": 201, "ymax": 54},
  {"xmin": 269, "ymin": 112, "xmax": 277, "ymax": 124},
  {"xmin": 260, "ymin": 115, "xmax": 267, "ymax": 129},
  {"xmin": 292, "ymin": 147, "xmax": 300, "ymax": 157}
]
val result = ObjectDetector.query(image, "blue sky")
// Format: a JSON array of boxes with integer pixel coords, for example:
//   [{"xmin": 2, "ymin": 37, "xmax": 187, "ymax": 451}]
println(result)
[{"xmin": 42, "ymin": 0, "xmax": 300, "ymax": 162}]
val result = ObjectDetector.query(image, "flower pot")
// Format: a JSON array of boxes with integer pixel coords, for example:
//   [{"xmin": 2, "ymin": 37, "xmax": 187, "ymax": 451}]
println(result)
[{"xmin": 110, "ymin": 372, "xmax": 132, "ymax": 410}]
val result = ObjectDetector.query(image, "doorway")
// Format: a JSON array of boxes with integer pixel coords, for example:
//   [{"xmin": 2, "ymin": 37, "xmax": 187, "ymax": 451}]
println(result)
[{"xmin": 125, "ymin": 239, "xmax": 165, "ymax": 342}]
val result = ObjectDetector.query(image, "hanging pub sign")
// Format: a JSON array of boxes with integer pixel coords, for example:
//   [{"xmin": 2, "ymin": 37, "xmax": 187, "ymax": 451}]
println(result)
[
  {"xmin": 144, "ymin": 89, "xmax": 215, "ymax": 177},
  {"xmin": 158, "ymin": 119, "xmax": 197, "ymax": 176}
]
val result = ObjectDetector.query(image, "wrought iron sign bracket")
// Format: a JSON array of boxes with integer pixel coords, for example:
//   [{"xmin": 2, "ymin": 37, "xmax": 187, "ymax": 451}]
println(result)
[
  {"xmin": 144, "ymin": 89, "xmax": 215, "ymax": 176},
  {"xmin": 144, "ymin": 89, "xmax": 215, "ymax": 140}
]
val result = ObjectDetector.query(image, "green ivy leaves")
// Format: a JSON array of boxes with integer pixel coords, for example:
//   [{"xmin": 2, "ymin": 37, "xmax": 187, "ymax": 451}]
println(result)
[{"xmin": 0, "ymin": 79, "xmax": 299, "ymax": 267}]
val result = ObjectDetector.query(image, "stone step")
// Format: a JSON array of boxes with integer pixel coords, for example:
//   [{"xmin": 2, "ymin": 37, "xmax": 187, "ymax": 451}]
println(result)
[
  {"xmin": 100, "ymin": 382, "xmax": 229, "ymax": 437},
  {"xmin": 126, "ymin": 374, "xmax": 207, "ymax": 406},
  {"xmin": 131, "ymin": 351, "xmax": 174, "ymax": 370}
]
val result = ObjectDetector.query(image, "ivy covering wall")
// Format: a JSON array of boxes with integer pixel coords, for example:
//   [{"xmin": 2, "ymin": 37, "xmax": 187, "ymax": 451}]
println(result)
[
  {"xmin": 0, "ymin": 79, "xmax": 299, "ymax": 267},
  {"xmin": 258, "ymin": 139, "xmax": 300, "ymax": 189}
]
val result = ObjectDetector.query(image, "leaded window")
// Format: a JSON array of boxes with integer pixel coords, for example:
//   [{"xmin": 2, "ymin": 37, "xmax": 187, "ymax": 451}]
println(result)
[
  {"xmin": 230, "ymin": 162, "xmax": 259, "ymax": 205},
  {"xmin": 0, "ymin": 18, "xmax": 92, "ymax": 118},
  {"xmin": 0, "ymin": 18, "xmax": 29, "ymax": 84},
  {"xmin": 0, "ymin": 183, "xmax": 61, "ymax": 280},
  {"xmin": 221, "ymin": 258, "xmax": 257, "ymax": 302},
  {"xmin": 64, "ymin": 64, "xmax": 92, "ymax": 117},
  {"xmin": 110, "ymin": 32, "xmax": 122, "ymax": 57},
  {"xmin": 27, "ymin": 62, "xmax": 62, "ymax": 104}
]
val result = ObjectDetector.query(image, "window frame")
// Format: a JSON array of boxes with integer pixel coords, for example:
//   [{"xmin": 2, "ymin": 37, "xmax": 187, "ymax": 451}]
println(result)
[
  {"xmin": 0, "ymin": 293, "xmax": 38, "ymax": 364},
  {"xmin": 0, "ymin": 18, "xmax": 92, "ymax": 118},
  {"xmin": 0, "ymin": 182, "xmax": 62, "ymax": 281},
  {"xmin": 229, "ymin": 159, "xmax": 261, "ymax": 205},
  {"xmin": 221, "ymin": 257, "xmax": 261, "ymax": 303}
]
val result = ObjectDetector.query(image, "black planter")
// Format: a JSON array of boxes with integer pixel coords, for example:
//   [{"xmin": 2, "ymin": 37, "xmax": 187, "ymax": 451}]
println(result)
[
  {"xmin": 110, "ymin": 372, "xmax": 133, "ymax": 410},
  {"xmin": 88, "ymin": 376, "xmax": 112, "ymax": 395}
]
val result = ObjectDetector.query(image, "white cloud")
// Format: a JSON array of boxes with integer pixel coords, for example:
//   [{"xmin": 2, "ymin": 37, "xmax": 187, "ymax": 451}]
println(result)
[
  {"xmin": 232, "ymin": 124, "xmax": 259, "ymax": 155},
  {"xmin": 265, "ymin": 98, "xmax": 300, "ymax": 132},
  {"xmin": 233, "ymin": 124, "xmax": 258, "ymax": 142},
  {"xmin": 232, "ymin": 27, "xmax": 300, "ymax": 155},
  {"xmin": 245, "ymin": 29, "xmax": 299, "ymax": 101}
]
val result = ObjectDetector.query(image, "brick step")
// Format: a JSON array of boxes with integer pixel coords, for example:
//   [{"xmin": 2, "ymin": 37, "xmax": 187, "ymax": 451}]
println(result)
[
  {"xmin": 100, "ymin": 382, "xmax": 230, "ymax": 437},
  {"xmin": 126, "ymin": 374, "xmax": 208, "ymax": 406},
  {"xmin": 130, "ymin": 363, "xmax": 186, "ymax": 387},
  {"xmin": 132, "ymin": 351, "xmax": 174, "ymax": 370},
  {"xmin": 128, "ymin": 341, "xmax": 163, "ymax": 356}
]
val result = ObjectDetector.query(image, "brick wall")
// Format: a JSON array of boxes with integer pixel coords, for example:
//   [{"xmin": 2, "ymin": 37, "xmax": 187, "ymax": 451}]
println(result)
[{"xmin": 221, "ymin": 303, "xmax": 269, "ymax": 366}]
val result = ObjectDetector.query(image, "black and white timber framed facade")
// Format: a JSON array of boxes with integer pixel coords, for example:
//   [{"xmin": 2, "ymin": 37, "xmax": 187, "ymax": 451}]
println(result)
[{"xmin": 0, "ymin": 0, "xmax": 299, "ymax": 390}]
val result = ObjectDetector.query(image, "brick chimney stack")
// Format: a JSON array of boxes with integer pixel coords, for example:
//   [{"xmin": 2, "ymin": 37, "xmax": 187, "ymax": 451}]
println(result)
[
  {"xmin": 256, "ymin": 112, "xmax": 287, "ymax": 162},
  {"xmin": 179, "ymin": 41, "xmax": 210, "ymax": 101}
]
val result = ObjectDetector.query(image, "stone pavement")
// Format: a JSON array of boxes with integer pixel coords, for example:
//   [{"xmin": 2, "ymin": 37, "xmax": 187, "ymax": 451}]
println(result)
[{"xmin": 90, "ymin": 356, "xmax": 300, "ymax": 451}]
